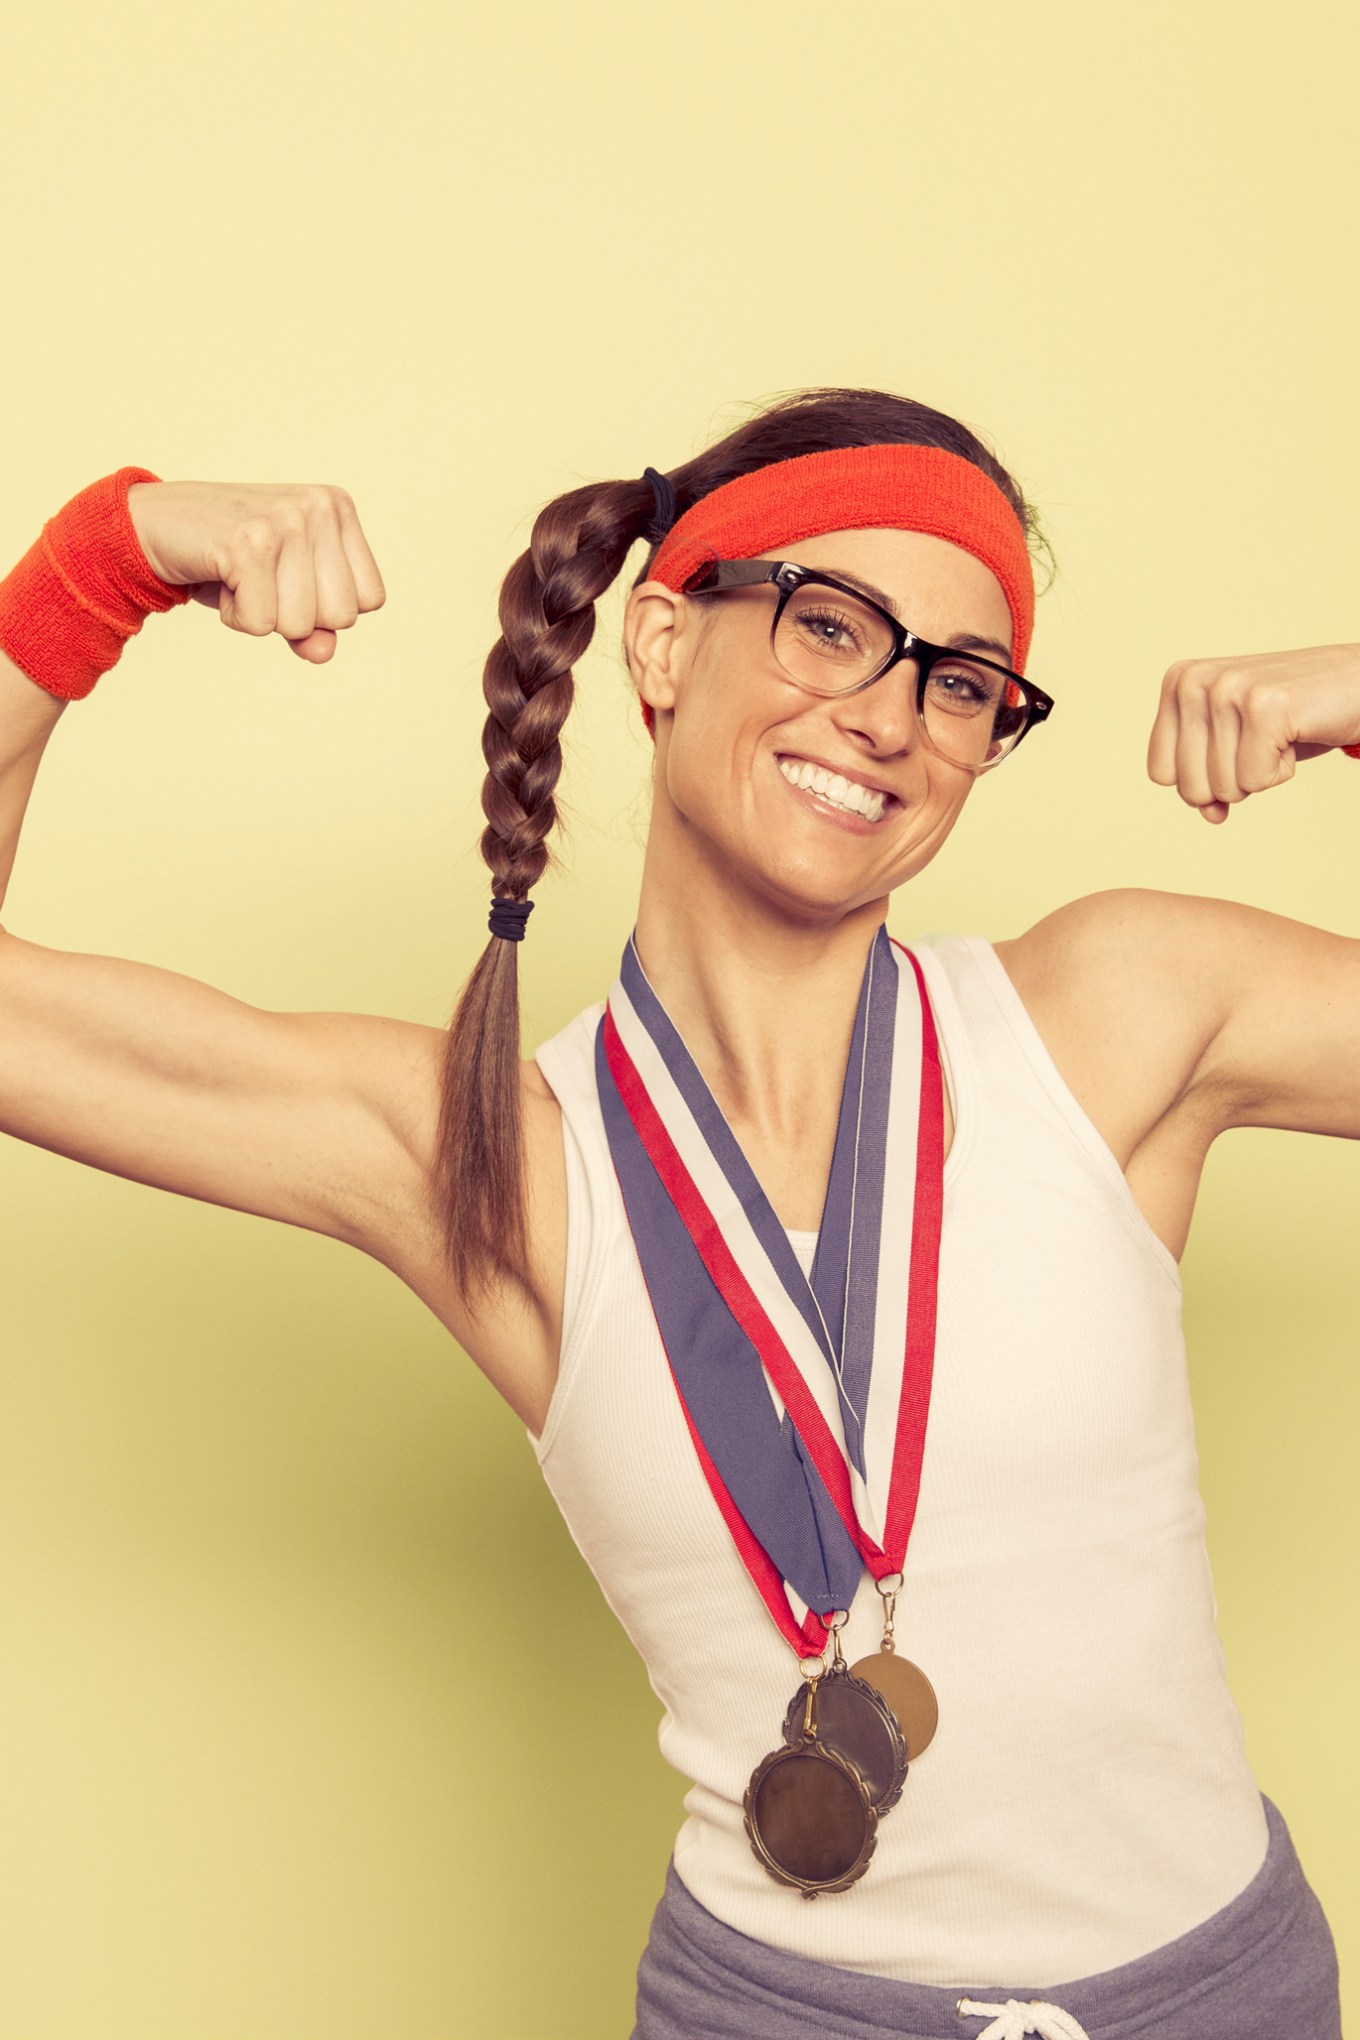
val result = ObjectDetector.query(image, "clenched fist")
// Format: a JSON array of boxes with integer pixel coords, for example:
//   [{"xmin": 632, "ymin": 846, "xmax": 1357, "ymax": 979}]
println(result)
[
  {"xmin": 1147, "ymin": 643, "xmax": 1360, "ymax": 823},
  {"xmin": 125, "ymin": 480, "xmax": 386, "ymax": 664}
]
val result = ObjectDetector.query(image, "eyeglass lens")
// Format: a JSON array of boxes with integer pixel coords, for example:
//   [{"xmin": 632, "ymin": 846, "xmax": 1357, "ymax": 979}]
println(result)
[{"xmin": 774, "ymin": 583, "xmax": 1030, "ymax": 768}]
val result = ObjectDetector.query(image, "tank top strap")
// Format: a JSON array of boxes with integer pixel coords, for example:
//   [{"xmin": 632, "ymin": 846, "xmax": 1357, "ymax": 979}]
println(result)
[
  {"xmin": 531, "ymin": 1001, "xmax": 621, "ymax": 1456},
  {"xmin": 910, "ymin": 933, "xmax": 1182, "ymax": 1292}
]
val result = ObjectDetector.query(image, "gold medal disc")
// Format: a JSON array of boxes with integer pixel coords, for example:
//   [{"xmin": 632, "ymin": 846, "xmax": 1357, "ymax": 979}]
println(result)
[
  {"xmin": 743, "ymin": 1737, "xmax": 877, "ymax": 1897},
  {"xmin": 849, "ymin": 1652, "xmax": 939, "ymax": 1758}
]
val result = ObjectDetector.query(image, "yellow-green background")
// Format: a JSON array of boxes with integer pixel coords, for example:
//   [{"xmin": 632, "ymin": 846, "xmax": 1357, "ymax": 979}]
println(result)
[{"xmin": 1, "ymin": 2, "xmax": 1356, "ymax": 2033}]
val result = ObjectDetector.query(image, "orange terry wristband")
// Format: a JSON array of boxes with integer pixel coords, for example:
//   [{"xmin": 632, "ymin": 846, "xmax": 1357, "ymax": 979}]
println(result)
[{"xmin": 0, "ymin": 467, "xmax": 189, "ymax": 701}]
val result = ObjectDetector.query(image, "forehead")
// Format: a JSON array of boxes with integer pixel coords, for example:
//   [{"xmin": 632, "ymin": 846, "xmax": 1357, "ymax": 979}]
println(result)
[{"xmin": 770, "ymin": 526, "xmax": 1014, "ymax": 657}]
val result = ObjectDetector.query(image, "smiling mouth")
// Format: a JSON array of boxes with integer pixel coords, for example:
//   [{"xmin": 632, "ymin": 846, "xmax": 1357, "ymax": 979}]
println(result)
[{"xmin": 776, "ymin": 755, "xmax": 894, "ymax": 823}]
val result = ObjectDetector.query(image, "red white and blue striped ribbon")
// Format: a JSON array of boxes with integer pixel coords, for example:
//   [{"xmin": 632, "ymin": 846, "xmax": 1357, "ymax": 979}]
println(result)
[{"xmin": 595, "ymin": 925, "xmax": 944, "ymax": 1656}]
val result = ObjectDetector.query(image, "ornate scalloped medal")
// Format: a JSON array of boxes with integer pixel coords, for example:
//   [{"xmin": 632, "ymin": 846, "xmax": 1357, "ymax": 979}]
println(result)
[
  {"xmin": 781, "ymin": 1627, "xmax": 910, "ymax": 1812},
  {"xmin": 745, "ymin": 1674, "xmax": 878, "ymax": 1898}
]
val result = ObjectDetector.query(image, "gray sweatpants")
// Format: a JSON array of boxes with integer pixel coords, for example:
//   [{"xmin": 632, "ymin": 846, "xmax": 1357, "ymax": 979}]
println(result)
[{"xmin": 632, "ymin": 1796, "xmax": 1341, "ymax": 2039}]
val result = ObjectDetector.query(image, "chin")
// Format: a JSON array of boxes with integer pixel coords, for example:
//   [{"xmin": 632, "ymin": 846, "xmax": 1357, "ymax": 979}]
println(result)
[{"xmin": 721, "ymin": 850, "xmax": 893, "ymax": 926}]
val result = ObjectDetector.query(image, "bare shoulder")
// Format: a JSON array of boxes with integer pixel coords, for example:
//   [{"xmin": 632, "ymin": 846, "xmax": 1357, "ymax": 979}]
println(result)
[
  {"xmin": 998, "ymin": 883, "xmax": 1255, "ymax": 985},
  {"xmin": 993, "ymin": 884, "xmax": 1289, "ymax": 1027},
  {"xmin": 997, "ymin": 883, "xmax": 1358, "ymax": 1046},
  {"xmin": 985, "ymin": 887, "xmax": 1360, "ymax": 1258},
  {"xmin": 991, "ymin": 887, "xmax": 1254, "ymax": 1159}
]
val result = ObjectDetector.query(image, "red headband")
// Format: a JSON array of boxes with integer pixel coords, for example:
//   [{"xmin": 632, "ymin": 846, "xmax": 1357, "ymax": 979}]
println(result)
[{"xmin": 639, "ymin": 443, "xmax": 1035, "ymax": 736}]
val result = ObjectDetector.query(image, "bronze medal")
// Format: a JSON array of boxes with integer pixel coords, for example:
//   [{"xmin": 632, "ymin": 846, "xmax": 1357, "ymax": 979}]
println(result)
[
  {"xmin": 780, "ymin": 1661, "xmax": 909, "ymax": 1813},
  {"xmin": 744, "ymin": 1680, "xmax": 877, "ymax": 1898},
  {"xmin": 849, "ymin": 1648, "xmax": 939, "ymax": 1758}
]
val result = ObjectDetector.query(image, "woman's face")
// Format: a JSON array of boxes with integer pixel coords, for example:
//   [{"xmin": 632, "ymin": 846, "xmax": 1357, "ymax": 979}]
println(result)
[{"xmin": 625, "ymin": 526, "xmax": 1017, "ymax": 925}]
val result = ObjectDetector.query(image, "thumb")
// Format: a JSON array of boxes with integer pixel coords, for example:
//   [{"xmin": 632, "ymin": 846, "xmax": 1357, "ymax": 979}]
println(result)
[{"xmin": 287, "ymin": 628, "xmax": 339, "ymax": 663}]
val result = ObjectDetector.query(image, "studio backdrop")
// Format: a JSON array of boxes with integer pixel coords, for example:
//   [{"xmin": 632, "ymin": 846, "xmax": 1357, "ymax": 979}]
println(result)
[{"xmin": 1, "ymin": 1, "xmax": 1356, "ymax": 2034}]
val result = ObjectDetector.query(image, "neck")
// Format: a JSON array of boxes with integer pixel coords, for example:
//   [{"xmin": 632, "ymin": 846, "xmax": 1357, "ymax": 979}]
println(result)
[{"xmin": 632, "ymin": 838, "xmax": 888, "ymax": 1149}]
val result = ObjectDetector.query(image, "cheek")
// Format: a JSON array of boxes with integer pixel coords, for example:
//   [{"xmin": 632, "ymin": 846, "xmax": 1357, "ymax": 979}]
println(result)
[
  {"xmin": 915, "ymin": 780, "xmax": 977, "ymax": 870},
  {"xmin": 663, "ymin": 673, "xmax": 773, "ymax": 804},
  {"xmin": 658, "ymin": 703, "xmax": 740, "ymax": 823}
]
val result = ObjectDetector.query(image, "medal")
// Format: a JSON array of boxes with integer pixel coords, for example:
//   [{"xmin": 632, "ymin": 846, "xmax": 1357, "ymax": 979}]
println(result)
[
  {"xmin": 746, "ymin": 1670, "xmax": 878, "ymax": 1898},
  {"xmin": 780, "ymin": 1620, "xmax": 908, "ymax": 1812},
  {"xmin": 597, "ymin": 926, "xmax": 946, "ymax": 1894},
  {"xmin": 853, "ymin": 1651, "xmax": 939, "ymax": 1759},
  {"xmin": 848, "ymin": 1572, "xmax": 939, "ymax": 1759}
]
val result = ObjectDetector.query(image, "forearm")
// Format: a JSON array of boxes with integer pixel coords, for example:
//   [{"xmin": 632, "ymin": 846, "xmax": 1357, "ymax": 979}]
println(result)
[
  {"xmin": 0, "ymin": 466, "xmax": 385, "ymax": 928},
  {"xmin": 0, "ymin": 648, "xmax": 66, "ymax": 917},
  {"xmin": 0, "ymin": 466, "xmax": 193, "ymax": 919}
]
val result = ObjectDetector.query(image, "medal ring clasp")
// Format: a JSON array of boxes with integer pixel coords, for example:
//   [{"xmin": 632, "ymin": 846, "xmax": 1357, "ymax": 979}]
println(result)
[{"xmin": 875, "ymin": 1571, "xmax": 902, "ymax": 1646}]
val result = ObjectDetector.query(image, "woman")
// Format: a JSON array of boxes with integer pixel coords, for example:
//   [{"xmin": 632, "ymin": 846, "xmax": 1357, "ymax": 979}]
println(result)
[{"xmin": 0, "ymin": 388, "xmax": 1348, "ymax": 2039}]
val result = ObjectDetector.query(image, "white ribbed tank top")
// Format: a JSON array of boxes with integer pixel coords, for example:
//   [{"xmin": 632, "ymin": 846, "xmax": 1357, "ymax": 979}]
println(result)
[{"xmin": 529, "ymin": 933, "xmax": 1268, "ymax": 1984}]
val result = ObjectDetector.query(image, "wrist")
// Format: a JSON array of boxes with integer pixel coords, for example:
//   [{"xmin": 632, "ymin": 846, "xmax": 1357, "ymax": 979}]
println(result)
[{"xmin": 0, "ymin": 467, "xmax": 190, "ymax": 701}]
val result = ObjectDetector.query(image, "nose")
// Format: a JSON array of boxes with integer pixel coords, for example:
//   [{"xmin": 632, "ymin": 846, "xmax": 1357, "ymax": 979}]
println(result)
[{"xmin": 825, "ymin": 655, "xmax": 924, "ymax": 758}]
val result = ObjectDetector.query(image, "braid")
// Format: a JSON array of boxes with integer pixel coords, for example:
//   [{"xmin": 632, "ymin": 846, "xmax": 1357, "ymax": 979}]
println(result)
[{"xmin": 432, "ymin": 476, "xmax": 656, "ymax": 1301}]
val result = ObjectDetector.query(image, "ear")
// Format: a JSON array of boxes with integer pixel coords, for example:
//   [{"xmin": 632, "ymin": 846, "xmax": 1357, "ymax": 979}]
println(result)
[{"xmin": 622, "ymin": 579, "xmax": 692, "ymax": 721}]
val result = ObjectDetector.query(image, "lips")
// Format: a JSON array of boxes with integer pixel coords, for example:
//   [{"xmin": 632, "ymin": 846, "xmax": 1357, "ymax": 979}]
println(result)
[{"xmin": 775, "ymin": 753, "xmax": 897, "ymax": 823}]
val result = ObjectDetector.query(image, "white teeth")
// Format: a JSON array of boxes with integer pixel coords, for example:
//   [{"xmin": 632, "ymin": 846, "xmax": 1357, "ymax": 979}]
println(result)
[{"xmin": 777, "ymin": 756, "xmax": 888, "ymax": 822}]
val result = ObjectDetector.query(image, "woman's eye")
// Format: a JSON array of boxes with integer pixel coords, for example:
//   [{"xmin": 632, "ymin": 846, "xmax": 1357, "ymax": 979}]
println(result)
[
  {"xmin": 927, "ymin": 665, "xmax": 1000, "ymax": 708},
  {"xmin": 795, "ymin": 606, "xmax": 864, "ymax": 652}
]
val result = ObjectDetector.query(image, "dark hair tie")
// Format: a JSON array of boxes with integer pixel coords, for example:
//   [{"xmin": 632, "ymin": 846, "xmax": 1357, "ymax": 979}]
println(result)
[
  {"xmin": 641, "ymin": 466, "xmax": 678, "ymax": 545},
  {"xmin": 488, "ymin": 896, "xmax": 535, "ymax": 943}
]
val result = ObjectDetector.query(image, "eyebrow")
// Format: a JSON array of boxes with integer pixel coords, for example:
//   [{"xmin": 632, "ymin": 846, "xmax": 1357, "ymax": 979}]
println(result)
[
  {"xmin": 946, "ymin": 629, "xmax": 1015, "ymax": 662},
  {"xmin": 813, "ymin": 566, "xmax": 1013, "ymax": 665}
]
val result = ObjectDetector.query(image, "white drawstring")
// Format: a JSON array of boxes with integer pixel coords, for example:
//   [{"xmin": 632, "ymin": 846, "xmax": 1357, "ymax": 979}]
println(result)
[{"xmin": 955, "ymin": 1998, "xmax": 1093, "ymax": 2040}]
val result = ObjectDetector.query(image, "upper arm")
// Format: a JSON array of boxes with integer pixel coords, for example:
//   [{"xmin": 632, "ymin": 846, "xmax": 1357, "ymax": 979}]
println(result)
[
  {"xmin": 1000, "ymin": 886, "xmax": 1360, "ymax": 1145},
  {"xmin": 0, "ymin": 928, "xmax": 571, "ymax": 1423},
  {"xmin": 0, "ymin": 925, "xmax": 442, "ymax": 1251},
  {"xmin": 1188, "ymin": 904, "xmax": 1360, "ymax": 1137}
]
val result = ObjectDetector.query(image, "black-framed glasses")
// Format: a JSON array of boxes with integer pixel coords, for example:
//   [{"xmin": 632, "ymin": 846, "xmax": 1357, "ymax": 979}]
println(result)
[{"xmin": 686, "ymin": 557, "xmax": 1054, "ymax": 773}]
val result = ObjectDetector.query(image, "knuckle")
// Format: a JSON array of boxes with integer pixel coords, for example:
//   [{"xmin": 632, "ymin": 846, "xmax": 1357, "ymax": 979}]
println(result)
[
  {"xmin": 278, "ymin": 603, "xmax": 316, "ymax": 633},
  {"xmin": 237, "ymin": 518, "xmax": 277, "ymax": 558},
  {"xmin": 224, "ymin": 608, "xmax": 273, "ymax": 638},
  {"xmin": 1244, "ymin": 678, "xmax": 1290, "ymax": 720}
]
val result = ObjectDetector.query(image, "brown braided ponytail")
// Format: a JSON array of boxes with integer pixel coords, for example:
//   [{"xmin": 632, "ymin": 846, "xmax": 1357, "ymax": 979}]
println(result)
[
  {"xmin": 432, "ymin": 387, "xmax": 1051, "ymax": 1305},
  {"xmin": 430, "ymin": 473, "xmax": 662, "ymax": 1303}
]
